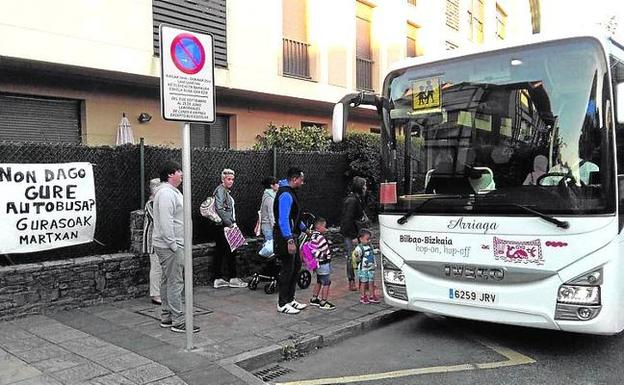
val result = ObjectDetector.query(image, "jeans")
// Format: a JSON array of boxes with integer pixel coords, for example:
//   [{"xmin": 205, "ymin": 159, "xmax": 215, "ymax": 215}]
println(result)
[
  {"xmin": 261, "ymin": 223, "xmax": 273, "ymax": 241},
  {"xmin": 277, "ymin": 250, "xmax": 302, "ymax": 307},
  {"xmin": 148, "ymin": 253, "xmax": 162, "ymax": 297},
  {"xmin": 344, "ymin": 238, "xmax": 356, "ymax": 282},
  {"xmin": 154, "ymin": 246, "xmax": 185, "ymax": 326}
]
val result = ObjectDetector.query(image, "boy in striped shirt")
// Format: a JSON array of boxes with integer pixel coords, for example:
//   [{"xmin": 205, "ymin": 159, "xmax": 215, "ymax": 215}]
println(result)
[{"xmin": 309, "ymin": 217, "xmax": 336, "ymax": 310}]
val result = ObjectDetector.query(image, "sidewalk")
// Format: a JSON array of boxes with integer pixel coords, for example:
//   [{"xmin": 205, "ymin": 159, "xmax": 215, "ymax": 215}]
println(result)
[{"xmin": 0, "ymin": 256, "xmax": 404, "ymax": 385}]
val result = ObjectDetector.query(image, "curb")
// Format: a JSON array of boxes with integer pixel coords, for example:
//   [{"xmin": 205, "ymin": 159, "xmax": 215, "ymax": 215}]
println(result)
[{"xmin": 222, "ymin": 308, "xmax": 410, "ymax": 383}]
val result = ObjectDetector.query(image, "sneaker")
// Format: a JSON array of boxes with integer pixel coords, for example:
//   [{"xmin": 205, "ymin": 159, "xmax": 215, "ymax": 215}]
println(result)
[
  {"xmin": 171, "ymin": 323, "xmax": 200, "ymax": 333},
  {"xmin": 277, "ymin": 303, "xmax": 300, "ymax": 314},
  {"xmin": 151, "ymin": 296, "xmax": 162, "ymax": 305},
  {"xmin": 309, "ymin": 297, "xmax": 322, "ymax": 307},
  {"xmin": 290, "ymin": 300, "xmax": 308, "ymax": 310},
  {"xmin": 319, "ymin": 301, "xmax": 336, "ymax": 311},
  {"xmin": 349, "ymin": 281, "xmax": 358, "ymax": 291},
  {"xmin": 229, "ymin": 278, "xmax": 248, "ymax": 288},
  {"xmin": 368, "ymin": 295, "xmax": 381, "ymax": 304},
  {"xmin": 360, "ymin": 296, "xmax": 370, "ymax": 304},
  {"xmin": 213, "ymin": 278, "xmax": 229, "ymax": 289},
  {"xmin": 159, "ymin": 319, "xmax": 172, "ymax": 328}
]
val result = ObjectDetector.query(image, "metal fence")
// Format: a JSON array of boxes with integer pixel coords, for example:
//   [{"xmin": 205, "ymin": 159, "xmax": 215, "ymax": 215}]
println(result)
[{"xmin": 0, "ymin": 142, "xmax": 348, "ymax": 265}]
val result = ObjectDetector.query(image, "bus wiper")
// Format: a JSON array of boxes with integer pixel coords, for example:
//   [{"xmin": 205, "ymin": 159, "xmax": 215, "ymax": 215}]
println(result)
[
  {"xmin": 397, "ymin": 194, "xmax": 474, "ymax": 225},
  {"xmin": 477, "ymin": 202, "xmax": 570, "ymax": 229}
]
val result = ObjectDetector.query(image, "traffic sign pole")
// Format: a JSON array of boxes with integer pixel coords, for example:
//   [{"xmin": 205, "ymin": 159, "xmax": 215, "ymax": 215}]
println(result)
[
  {"xmin": 182, "ymin": 122, "xmax": 194, "ymax": 350},
  {"xmin": 160, "ymin": 25, "xmax": 215, "ymax": 350}
]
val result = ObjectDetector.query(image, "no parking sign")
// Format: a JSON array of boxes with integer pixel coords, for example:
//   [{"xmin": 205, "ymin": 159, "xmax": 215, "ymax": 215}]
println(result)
[{"xmin": 159, "ymin": 25, "xmax": 215, "ymax": 123}]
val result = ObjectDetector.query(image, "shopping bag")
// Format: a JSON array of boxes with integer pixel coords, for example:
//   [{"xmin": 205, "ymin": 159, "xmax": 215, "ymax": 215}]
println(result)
[
  {"xmin": 224, "ymin": 226, "xmax": 245, "ymax": 252},
  {"xmin": 253, "ymin": 210, "xmax": 262, "ymax": 237},
  {"xmin": 258, "ymin": 239, "xmax": 273, "ymax": 258}
]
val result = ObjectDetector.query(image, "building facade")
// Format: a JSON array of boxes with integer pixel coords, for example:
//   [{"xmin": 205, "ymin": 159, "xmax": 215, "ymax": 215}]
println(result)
[{"xmin": 0, "ymin": 0, "xmax": 539, "ymax": 149}]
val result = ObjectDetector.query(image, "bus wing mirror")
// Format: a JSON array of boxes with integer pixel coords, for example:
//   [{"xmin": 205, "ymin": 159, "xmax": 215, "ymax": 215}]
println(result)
[
  {"xmin": 617, "ymin": 83, "xmax": 624, "ymax": 124},
  {"xmin": 332, "ymin": 102, "xmax": 348, "ymax": 143}
]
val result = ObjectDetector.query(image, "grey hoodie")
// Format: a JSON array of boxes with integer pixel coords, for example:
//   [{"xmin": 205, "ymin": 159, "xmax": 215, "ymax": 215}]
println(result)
[
  {"xmin": 152, "ymin": 182, "xmax": 184, "ymax": 251},
  {"xmin": 260, "ymin": 188, "xmax": 276, "ymax": 227}
]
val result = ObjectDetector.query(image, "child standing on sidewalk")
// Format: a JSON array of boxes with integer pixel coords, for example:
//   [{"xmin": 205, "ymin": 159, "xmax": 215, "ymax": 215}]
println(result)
[
  {"xmin": 309, "ymin": 217, "xmax": 336, "ymax": 310},
  {"xmin": 351, "ymin": 229, "xmax": 380, "ymax": 304}
]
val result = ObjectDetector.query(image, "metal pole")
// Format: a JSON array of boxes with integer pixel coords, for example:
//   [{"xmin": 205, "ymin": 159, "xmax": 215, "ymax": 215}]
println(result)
[
  {"xmin": 182, "ymin": 122, "xmax": 194, "ymax": 350},
  {"xmin": 140, "ymin": 137, "xmax": 145, "ymax": 209}
]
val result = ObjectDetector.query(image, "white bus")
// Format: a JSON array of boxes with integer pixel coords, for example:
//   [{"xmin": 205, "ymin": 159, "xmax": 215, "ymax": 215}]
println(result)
[{"xmin": 332, "ymin": 32, "xmax": 624, "ymax": 334}]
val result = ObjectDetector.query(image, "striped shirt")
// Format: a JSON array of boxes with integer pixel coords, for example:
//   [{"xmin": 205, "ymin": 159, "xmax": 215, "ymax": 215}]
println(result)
[{"xmin": 310, "ymin": 231, "xmax": 331, "ymax": 264}]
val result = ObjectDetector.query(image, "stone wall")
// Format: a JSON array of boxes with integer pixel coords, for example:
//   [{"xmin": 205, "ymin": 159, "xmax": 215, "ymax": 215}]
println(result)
[{"xmin": 0, "ymin": 213, "xmax": 376, "ymax": 320}]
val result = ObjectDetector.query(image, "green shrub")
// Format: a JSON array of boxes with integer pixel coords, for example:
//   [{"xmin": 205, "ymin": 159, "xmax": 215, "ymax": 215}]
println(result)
[
  {"xmin": 330, "ymin": 132, "xmax": 381, "ymax": 187},
  {"xmin": 253, "ymin": 123, "xmax": 331, "ymax": 151}
]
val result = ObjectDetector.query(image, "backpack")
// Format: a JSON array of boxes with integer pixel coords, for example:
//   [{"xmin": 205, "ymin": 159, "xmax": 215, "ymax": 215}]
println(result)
[
  {"xmin": 199, "ymin": 196, "xmax": 222, "ymax": 224},
  {"xmin": 300, "ymin": 241, "xmax": 319, "ymax": 271}
]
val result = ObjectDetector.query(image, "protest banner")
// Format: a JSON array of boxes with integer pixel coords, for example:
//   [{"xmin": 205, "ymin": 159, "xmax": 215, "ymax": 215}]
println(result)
[{"xmin": 0, "ymin": 162, "xmax": 96, "ymax": 254}]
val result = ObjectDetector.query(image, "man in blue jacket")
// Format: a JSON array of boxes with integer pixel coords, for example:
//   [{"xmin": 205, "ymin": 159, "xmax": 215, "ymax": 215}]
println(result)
[{"xmin": 274, "ymin": 167, "xmax": 308, "ymax": 314}]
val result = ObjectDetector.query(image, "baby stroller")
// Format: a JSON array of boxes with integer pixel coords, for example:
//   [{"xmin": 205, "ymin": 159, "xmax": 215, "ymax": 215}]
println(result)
[{"xmin": 248, "ymin": 212, "xmax": 315, "ymax": 294}]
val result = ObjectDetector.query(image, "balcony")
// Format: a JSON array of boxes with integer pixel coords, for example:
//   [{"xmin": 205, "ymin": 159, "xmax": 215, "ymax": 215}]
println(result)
[
  {"xmin": 282, "ymin": 38, "xmax": 311, "ymax": 79},
  {"xmin": 356, "ymin": 57, "xmax": 374, "ymax": 91}
]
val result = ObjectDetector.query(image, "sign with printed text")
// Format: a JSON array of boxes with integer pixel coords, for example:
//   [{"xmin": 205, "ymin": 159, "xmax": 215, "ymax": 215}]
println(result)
[
  {"xmin": 0, "ymin": 163, "xmax": 96, "ymax": 254},
  {"xmin": 412, "ymin": 76, "xmax": 441, "ymax": 113},
  {"xmin": 160, "ymin": 24, "xmax": 216, "ymax": 123}
]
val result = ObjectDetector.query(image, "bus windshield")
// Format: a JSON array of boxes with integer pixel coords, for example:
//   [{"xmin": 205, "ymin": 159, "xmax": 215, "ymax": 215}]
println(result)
[{"xmin": 382, "ymin": 38, "xmax": 615, "ymax": 215}]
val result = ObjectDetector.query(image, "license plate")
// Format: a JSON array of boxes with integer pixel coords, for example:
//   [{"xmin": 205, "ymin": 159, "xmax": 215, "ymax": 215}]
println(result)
[{"xmin": 449, "ymin": 288, "xmax": 497, "ymax": 303}]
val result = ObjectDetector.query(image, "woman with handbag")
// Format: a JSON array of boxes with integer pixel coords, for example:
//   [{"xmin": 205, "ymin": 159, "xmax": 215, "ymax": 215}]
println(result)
[
  {"xmin": 339, "ymin": 176, "xmax": 369, "ymax": 291},
  {"xmin": 212, "ymin": 168, "xmax": 248, "ymax": 289}
]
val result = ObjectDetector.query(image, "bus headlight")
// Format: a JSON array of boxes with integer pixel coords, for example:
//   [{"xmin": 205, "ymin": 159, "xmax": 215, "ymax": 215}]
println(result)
[
  {"xmin": 382, "ymin": 254, "xmax": 408, "ymax": 301},
  {"xmin": 557, "ymin": 285, "xmax": 600, "ymax": 305},
  {"xmin": 383, "ymin": 270, "xmax": 405, "ymax": 285}
]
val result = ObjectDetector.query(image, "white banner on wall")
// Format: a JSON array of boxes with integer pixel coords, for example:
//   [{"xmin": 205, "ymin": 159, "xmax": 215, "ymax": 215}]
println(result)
[{"xmin": 0, "ymin": 162, "xmax": 97, "ymax": 254}]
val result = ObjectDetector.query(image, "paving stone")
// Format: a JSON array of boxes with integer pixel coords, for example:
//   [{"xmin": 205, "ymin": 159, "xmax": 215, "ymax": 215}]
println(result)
[
  {"xmin": 177, "ymin": 364, "xmax": 241, "ymax": 385},
  {"xmin": 146, "ymin": 376, "xmax": 188, "ymax": 385},
  {"xmin": 11, "ymin": 344, "xmax": 71, "ymax": 363},
  {"xmin": 84, "ymin": 373, "xmax": 136, "ymax": 385},
  {"xmin": 31, "ymin": 353, "xmax": 90, "ymax": 373},
  {"xmin": 11, "ymin": 374, "xmax": 63, "ymax": 385},
  {"xmin": 119, "ymin": 362, "xmax": 173, "ymax": 384},
  {"xmin": 29, "ymin": 324, "xmax": 91, "ymax": 343},
  {"xmin": 50, "ymin": 362, "xmax": 111, "ymax": 384},
  {"xmin": 97, "ymin": 352, "xmax": 152, "ymax": 372},
  {"xmin": 0, "ymin": 336, "xmax": 50, "ymax": 354},
  {"xmin": 0, "ymin": 354, "xmax": 42, "ymax": 384}
]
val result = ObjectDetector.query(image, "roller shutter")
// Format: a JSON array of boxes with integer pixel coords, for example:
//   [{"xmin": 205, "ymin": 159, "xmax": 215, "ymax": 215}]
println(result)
[{"xmin": 0, "ymin": 94, "xmax": 81, "ymax": 143}]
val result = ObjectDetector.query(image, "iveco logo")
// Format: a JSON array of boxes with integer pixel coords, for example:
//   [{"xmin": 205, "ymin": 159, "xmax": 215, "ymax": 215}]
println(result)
[{"xmin": 444, "ymin": 264, "xmax": 504, "ymax": 281}]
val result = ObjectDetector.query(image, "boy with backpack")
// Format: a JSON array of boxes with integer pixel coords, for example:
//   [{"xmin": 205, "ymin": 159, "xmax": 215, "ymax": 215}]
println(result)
[
  {"xmin": 309, "ymin": 217, "xmax": 336, "ymax": 310},
  {"xmin": 351, "ymin": 228, "xmax": 380, "ymax": 304}
]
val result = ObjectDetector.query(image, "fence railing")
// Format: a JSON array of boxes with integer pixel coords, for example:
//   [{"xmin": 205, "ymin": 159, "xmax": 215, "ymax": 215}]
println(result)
[
  {"xmin": 283, "ymin": 38, "xmax": 311, "ymax": 79},
  {"xmin": 356, "ymin": 56, "xmax": 374, "ymax": 91}
]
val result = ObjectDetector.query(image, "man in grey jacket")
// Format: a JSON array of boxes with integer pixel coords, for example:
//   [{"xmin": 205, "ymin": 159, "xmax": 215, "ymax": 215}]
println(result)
[{"xmin": 152, "ymin": 160, "xmax": 199, "ymax": 333}]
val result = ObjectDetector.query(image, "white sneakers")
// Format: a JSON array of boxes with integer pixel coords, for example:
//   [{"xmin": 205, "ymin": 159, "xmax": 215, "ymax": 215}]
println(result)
[
  {"xmin": 277, "ymin": 300, "xmax": 308, "ymax": 314},
  {"xmin": 229, "ymin": 278, "xmax": 248, "ymax": 288},
  {"xmin": 213, "ymin": 278, "xmax": 248, "ymax": 289},
  {"xmin": 277, "ymin": 303, "xmax": 300, "ymax": 314},
  {"xmin": 290, "ymin": 300, "xmax": 308, "ymax": 310}
]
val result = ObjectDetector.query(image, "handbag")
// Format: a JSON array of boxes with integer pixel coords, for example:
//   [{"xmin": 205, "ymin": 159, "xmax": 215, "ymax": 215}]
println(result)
[
  {"xmin": 355, "ymin": 211, "xmax": 371, "ymax": 231},
  {"xmin": 224, "ymin": 225, "xmax": 246, "ymax": 252},
  {"xmin": 199, "ymin": 196, "xmax": 222, "ymax": 224}
]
